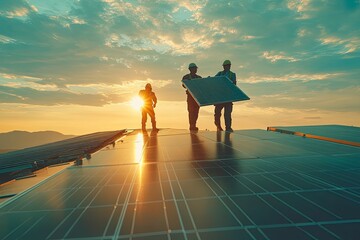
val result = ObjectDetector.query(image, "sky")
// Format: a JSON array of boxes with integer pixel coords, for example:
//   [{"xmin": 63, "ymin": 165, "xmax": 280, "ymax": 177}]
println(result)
[{"xmin": 0, "ymin": 0, "xmax": 359, "ymax": 135}]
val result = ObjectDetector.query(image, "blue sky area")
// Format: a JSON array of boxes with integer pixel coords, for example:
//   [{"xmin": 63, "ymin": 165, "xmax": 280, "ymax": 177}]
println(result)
[{"xmin": 0, "ymin": 0, "xmax": 359, "ymax": 133}]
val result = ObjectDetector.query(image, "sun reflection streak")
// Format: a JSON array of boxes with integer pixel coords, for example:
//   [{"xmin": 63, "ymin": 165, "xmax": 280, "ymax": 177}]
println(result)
[
  {"xmin": 134, "ymin": 132, "xmax": 148, "ymax": 204},
  {"xmin": 134, "ymin": 133, "xmax": 144, "ymax": 164}
]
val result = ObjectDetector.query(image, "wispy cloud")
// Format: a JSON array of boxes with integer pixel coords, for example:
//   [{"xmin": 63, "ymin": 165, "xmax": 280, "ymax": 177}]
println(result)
[
  {"xmin": 0, "ymin": 85, "xmax": 118, "ymax": 106},
  {"xmin": 242, "ymin": 73, "xmax": 343, "ymax": 83},
  {"xmin": 320, "ymin": 36, "xmax": 360, "ymax": 54},
  {"xmin": 262, "ymin": 51, "xmax": 299, "ymax": 63},
  {"xmin": 0, "ymin": 7, "xmax": 29, "ymax": 18},
  {"xmin": 251, "ymin": 86, "xmax": 360, "ymax": 112}
]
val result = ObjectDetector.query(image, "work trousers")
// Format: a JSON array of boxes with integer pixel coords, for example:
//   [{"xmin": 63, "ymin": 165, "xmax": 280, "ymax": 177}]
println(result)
[
  {"xmin": 187, "ymin": 94, "xmax": 200, "ymax": 129},
  {"xmin": 141, "ymin": 105, "xmax": 156, "ymax": 129},
  {"xmin": 214, "ymin": 102, "xmax": 233, "ymax": 129}
]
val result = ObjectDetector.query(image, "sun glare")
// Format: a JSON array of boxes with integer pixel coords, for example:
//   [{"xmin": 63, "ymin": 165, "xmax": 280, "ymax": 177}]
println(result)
[{"xmin": 130, "ymin": 96, "xmax": 144, "ymax": 111}]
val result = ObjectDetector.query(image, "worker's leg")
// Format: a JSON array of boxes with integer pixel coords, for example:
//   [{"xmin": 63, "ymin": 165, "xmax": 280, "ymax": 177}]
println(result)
[
  {"xmin": 214, "ymin": 104, "xmax": 224, "ymax": 131},
  {"xmin": 141, "ymin": 109, "xmax": 147, "ymax": 131},
  {"xmin": 148, "ymin": 108, "xmax": 158, "ymax": 131},
  {"xmin": 192, "ymin": 104, "xmax": 199, "ymax": 129},
  {"xmin": 224, "ymin": 103, "xmax": 233, "ymax": 131},
  {"xmin": 187, "ymin": 95, "xmax": 199, "ymax": 130}
]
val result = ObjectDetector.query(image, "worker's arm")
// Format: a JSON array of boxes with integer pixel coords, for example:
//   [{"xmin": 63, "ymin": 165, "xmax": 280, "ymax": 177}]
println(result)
[
  {"xmin": 182, "ymin": 74, "xmax": 188, "ymax": 88},
  {"xmin": 152, "ymin": 92, "xmax": 157, "ymax": 108}
]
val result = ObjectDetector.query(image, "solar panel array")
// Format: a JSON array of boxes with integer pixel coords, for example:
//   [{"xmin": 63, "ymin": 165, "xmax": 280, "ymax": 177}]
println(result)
[
  {"xmin": 182, "ymin": 76, "xmax": 250, "ymax": 106},
  {"xmin": 0, "ymin": 130, "xmax": 125, "ymax": 184},
  {"xmin": 0, "ymin": 127, "xmax": 359, "ymax": 239}
]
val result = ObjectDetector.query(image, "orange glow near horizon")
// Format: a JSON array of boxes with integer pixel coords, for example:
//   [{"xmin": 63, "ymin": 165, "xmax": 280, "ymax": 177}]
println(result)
[{"xmin": 0, "ymin": 101, "xmax": 359, "ymax": 136}]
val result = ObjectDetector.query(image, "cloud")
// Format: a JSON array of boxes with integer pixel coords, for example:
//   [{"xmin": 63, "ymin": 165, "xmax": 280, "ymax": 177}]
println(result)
[
  {"xmin": 0, "ymin": 0, "xmax": 359, "ymax": 135},
  {"xmin": 1, "ymin": 7, "xmax": 29, "ymax": 18},
  {"xmin": 241, "ymin": 73, "xmax": 343, "ymax": 83},
  {"xmin": 287, "ymin": 0, "xmax": 311, "ymax": 19},
  {"xmin": 320, "ymin": 36, "xmax": 360, "ymax": 54},
  {"xmin": 0, "ymin": 34, "xmax": 17, "ymax": 44},
  {"xmin": 0, "ymin": 70, "xmax": 173, "ymax": 106},
  {"xmin": 287, "ymin": 0, "xmax": 311, "ymax": 13},
  {"xmin": 0, "ymin": 0, "xmax": 359, "ymax": 112},
  {"xmin": 0, "ymin": 85, "xmax": 122, "ymax": 106},
  {"xmin": 176, "ymin": 0, "xmax": 207, "ymax": 12},
  {"xmin": 262, "ymin": 51, "xmax": 299, "ymax": 63},
  {"xmin": 0, "ymin": 0, "xmax": 37, "ymax": 19},
  {"xmin": 249, "ymin": 86, "xmax": 360, "ymax": 112}
]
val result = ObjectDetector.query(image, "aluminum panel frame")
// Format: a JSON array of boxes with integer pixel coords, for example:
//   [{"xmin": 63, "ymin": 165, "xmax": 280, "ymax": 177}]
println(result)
[{"xmin": 182, "ymin": 76, "xmax": 250, "ymax": 106}]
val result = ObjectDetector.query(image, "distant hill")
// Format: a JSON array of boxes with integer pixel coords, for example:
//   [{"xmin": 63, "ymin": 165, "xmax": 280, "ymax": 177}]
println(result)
[{"xmin": 0, "ymin": 130, "xmax": 76, "ymax": 152}]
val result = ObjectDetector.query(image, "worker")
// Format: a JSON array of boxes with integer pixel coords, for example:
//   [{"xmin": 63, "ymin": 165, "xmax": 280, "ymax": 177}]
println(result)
[
  {"xmin": 182, "ymin": 63, "xmax": 202, "ymax": 131},
  {"xmin": 139, "ymin": 83, "xmax": 158, "ymax": 132},
  {"xmin": 214, "ymin": 60, "xmax": 236, "ymax": 132}
]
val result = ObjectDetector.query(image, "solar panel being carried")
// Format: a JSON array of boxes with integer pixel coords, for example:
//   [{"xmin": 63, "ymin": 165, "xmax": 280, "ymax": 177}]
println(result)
[{"xmin": 182, "ymin": 76, "xmax": 250, "ymax": 106}]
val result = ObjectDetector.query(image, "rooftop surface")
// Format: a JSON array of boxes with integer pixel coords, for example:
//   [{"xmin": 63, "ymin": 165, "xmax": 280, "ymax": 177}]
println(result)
[{"xmin": 0, "ymin": 125, "xmax": 359, "ymax": 239}]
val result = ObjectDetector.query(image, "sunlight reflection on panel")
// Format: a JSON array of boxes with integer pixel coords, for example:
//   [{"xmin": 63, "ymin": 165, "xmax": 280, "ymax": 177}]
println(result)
[
  {"xmin": 135, "ymin": 133, "xmax": 145, "ymax": 204},
  {"xmin": 134, "ymin": 133, "xmax": 145, "ymax": 164},
  {"xmin": 134, "ymin": 132, "xmax": 147, "ymax": 204}
]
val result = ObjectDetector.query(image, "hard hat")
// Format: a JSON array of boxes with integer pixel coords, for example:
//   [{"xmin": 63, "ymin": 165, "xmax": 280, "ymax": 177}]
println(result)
[
  {"xmin": 145, "ymin": 83, "xmax": 152, "ymax": 89},
  {"xmin": 222, "ymin": 60, "xmax": 231, "ymax": 66},
  {"xmin": 188, "ymin": 63, "xmax": 198, "ymax": 68}
]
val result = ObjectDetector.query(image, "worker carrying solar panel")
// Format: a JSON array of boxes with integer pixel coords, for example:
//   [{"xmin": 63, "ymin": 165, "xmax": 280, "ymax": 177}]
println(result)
[
  {"xmin": 182, "ymin": 63, "xmax": 202, "ymax": 131},
  {"xmin": 214, "ymin": 60, "xmax": 236, "ymax": 132},
  {"xmin": 139, "ymin": 83, "xmax": 159, "ymax": 132}
]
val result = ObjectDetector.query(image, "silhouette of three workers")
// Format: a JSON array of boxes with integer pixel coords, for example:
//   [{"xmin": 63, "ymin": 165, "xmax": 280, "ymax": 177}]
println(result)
[{"xmin": 139, "ymin": 60, "xmax": 237, "ymax": 133}]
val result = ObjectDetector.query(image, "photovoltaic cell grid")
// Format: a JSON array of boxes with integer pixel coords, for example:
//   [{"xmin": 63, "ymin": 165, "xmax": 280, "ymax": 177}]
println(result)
[
  {"xmin": 182, "ymin": 76, "xmax": 250, "ymax": 106},
  {"xmin": 0, "ymin": 128, "xmax": 360, "ymax": 240}
]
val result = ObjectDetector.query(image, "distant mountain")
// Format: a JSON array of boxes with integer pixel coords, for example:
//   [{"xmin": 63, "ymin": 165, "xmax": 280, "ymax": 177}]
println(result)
[{"xmin": 0, "ymin": 130, "xmax": 76, "ymax": 152}]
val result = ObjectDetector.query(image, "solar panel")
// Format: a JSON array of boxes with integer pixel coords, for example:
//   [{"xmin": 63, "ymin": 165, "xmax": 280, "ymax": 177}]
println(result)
[
  {"xmin": 1, "ymin": 127, "xmax": 360, "ymax": 239},
  {"xmin": 0, "ymin": 130, "xmax": 126, "ymax": 184},
  {"xmin": 182, "ymin": 76, "xmax": 250, "ymax": 106}
]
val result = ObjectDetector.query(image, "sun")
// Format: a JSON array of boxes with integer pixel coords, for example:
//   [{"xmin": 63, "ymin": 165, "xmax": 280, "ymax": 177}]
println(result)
[{"xmin": 130, "ymin": 96, "xmax": 144, "ymax": 111}]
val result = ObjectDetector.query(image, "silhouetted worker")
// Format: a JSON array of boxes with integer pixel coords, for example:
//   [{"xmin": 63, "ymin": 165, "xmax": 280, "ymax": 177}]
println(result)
[
  {"xmin": 182, "ymin": 63, "xmax": 202, "ymax": 131},
  {"xmin": 214, "ymin": 60, "xmax": 237, "ymax": 132},
  {"xmin": 139, "ymin": 83, "xmax": 158, "ymax": 132}
]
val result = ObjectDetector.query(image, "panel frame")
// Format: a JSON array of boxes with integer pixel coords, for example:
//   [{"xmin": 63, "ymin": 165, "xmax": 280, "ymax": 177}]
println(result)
[{"xmin": 182, "ymin": 76, "xmax": 250, "ymax": 106}]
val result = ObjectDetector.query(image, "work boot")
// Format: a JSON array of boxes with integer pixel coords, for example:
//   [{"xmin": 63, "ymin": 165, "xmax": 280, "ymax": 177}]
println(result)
[
  {"xmin": 189, "ymin": 126, "xmax": 199, "ymax": 132},
  {"xmin": 152, "ymin": 122, "xmax": 159, "ymax": 132},
  {"xmin": 214, "ymin": 119, "xmax": 222, "ymax": 131},
  {"xmin": 217, "ymin": 126, "xmax": 224, "ymax": 131},
  {"xmin": 225, "ymin": 127, "xmax": 233, "ymax": 132},
  {"xmin": 189, "ymin": 124, "xmax": 198, "ymax": 132}
]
